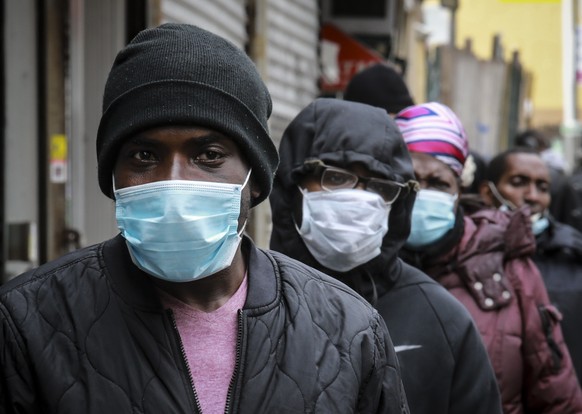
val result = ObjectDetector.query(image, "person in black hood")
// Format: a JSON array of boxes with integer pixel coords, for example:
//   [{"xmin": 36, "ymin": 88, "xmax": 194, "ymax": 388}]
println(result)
[{"xmin": 269, "ymin": 97, "xmax": 502, "ymax": 414}]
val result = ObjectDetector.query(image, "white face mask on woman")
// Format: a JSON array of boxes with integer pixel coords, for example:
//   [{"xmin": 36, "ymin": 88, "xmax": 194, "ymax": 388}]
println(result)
[{"xmin": 295, "ymin": 188, "xmax": 390, "ymax": 272}]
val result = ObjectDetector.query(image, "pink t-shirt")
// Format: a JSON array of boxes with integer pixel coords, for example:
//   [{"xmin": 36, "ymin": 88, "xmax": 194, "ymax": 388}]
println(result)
[{"xmin": 160, "ymin": 276, "xmax": 248, "ymax": 414}]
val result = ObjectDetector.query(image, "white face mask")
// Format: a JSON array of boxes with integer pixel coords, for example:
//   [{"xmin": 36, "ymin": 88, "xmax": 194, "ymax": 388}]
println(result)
[{"xmin": 296, "ymin": 188, "xmax": 390, "ymax": 272}]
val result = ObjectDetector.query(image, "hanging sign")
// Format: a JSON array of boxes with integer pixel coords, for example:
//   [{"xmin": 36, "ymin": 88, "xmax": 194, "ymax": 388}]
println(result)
[
  {"xmin": 320, "ymin": 23, "xmax": 384, "ymax": 92},
  {"xmin": 50, "ymin": 134, "xmax": 68, "ymax": 183}
]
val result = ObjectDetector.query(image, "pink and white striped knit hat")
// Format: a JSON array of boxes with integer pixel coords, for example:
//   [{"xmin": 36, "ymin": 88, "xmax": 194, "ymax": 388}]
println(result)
[{"xmin": 395, "ymin": 102, "xmax": 468, "ymax": 177}]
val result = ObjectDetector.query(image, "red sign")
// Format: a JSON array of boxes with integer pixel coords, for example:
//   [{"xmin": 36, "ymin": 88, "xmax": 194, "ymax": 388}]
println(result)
[{"xmin": 320, "ymin": 23, "xmax": 385, "ymax": 92}]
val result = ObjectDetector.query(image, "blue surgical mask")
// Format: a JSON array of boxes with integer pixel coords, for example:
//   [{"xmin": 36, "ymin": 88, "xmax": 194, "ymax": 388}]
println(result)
[
  {"xmin": 114, "ymin": 171, "xmax": 251, "ymax": 282},
  {"xmin": 406, "ymin": 189, "xmax": 457, "ymax": 249},
  {"xmin": 530, "ymin": 212, "xmax": 550, "ymax": 235}
]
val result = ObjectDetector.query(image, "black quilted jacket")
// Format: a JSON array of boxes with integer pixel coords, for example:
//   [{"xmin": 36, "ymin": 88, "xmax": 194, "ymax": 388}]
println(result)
[{"xmin": 0, "ymin": 235, "xmax": 408, "ymax": 413}]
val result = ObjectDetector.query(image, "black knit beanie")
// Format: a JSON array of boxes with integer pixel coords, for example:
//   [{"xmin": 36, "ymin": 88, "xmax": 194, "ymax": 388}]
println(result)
[
  {"xmin": 344, "ymin": 63, "xmax": 414, "ymax": 115},
  {"xmin": 97, "ymin": 23, "xmax": 278, "ymax": 206}
]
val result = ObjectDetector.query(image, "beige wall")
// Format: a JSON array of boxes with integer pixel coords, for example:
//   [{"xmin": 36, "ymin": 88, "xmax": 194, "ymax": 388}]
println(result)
[{"xmin": 455, "ymin": 0, "xmax": 571, "ymax": 127}]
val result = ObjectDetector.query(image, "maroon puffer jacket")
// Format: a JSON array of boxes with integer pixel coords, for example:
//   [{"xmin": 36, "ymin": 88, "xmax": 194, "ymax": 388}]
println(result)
[{"xmin": 424, "ymin": 208, "xmax": 582, "ymax": 414}]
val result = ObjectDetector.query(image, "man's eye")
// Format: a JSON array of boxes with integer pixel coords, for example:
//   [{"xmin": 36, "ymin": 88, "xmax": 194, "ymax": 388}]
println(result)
[
  {"xmin": 509, "ymin": 177, "xmax": 526, "ymax": 187},
  {"xmin": 328, "ymin": 172, "xmax": 349, "ymax": 185},
  {"xmin": 427, "ymin": 179, "xmax": 449, "ymax": 191},
  {"xmin": 132, "ymin": 150, "xmax": 155, "ymax": 161},
  {"xmin": 197, "ymin": 150, "xmax": 224, "ymax": 161}
]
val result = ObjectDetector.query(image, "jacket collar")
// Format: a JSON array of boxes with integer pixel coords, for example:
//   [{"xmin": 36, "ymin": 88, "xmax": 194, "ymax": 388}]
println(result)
[
  {"xmin": 537, "ymin": 217, "xmax": 582, "ymax": 257},
  {"xmin": 101, "ymin": 234, "xmax": 278, "ymax": 311}
]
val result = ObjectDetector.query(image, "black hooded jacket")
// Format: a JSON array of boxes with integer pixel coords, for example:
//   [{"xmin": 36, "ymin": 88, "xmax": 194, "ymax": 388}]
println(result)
[
  {"xmin": 269, "ymin": 98, "xmax": 502, "ymax": 414},
  {"xmin": 535, "ymin": 218, "xmax": 582, "ymax": 382}
]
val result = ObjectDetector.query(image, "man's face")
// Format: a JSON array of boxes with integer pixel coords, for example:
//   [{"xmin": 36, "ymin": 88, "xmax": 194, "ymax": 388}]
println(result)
[
  {"xmin": 299, "ymin": 162, "xmax": 384, "ymax": 193},
  {"xmin": 490, "ymin": 153, "xmax": 551, "ymax": 215},
  {"xmin": 299, "ymin": 162, "xmax": 407, "ymax": 203},
  {"xmin": 114, "ymin": 126, "xmax": 259, "ymax": 228},
  {"xmin": 295, "ymin": 162, "xmax": 401, "ymax": 225}
]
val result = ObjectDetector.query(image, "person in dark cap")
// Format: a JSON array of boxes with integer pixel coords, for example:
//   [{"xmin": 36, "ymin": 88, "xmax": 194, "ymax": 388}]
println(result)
[
  {"xmin": 270, "ymin": 97, "xmax": 502, "ymax": 414},
  {"xmin": 344, "ymin": 63, "xmax": 414, "ymax": 116},
  {"xmin": 0, "ymin": 24, "xmax": 410, "ymax": 413}
]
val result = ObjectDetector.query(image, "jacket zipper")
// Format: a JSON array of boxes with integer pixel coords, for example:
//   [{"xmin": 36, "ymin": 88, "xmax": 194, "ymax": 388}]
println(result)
[
  {"xmin": 167, "ymin": 309, "xmax": 204, "ymax": 414},
  {"xmin": 224, "ymin": 309, "xmax": 245, "ymax": 414}
]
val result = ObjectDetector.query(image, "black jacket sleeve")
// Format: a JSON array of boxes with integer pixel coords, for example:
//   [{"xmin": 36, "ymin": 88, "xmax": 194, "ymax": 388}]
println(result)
[
  {"xmin": 447, "ymin": 315, "xmax": 502, "ymax": 414},
  {"xmin": 0, "ymin": 300, "xmax": 41, "ymax": 413},
  {"xmin": 358, "ymin": 312, "xmax": 410, "ymax": 413}
]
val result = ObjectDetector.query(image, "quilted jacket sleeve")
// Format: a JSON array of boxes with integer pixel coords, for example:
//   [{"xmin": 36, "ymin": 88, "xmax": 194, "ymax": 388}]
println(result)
[
  {"xmin": 507, "ymin": 257, "xmax": 582, "ymax": 413},
  {"xmin": 0, "ymin": 301, "xmax": 40, "ymax": 413},
  {"xmin": 359, "ymin": 312, "xmax": 410, "ymax": 414}
]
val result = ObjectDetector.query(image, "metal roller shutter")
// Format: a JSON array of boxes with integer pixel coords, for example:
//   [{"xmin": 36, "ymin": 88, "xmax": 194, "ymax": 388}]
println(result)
[
  {"xmin": 161, "ymin": 0, "xmax": 248, "ymax": 48},
  {"xmin": 261, "ymin": 0, "xmax": 319, "ymax": 147}
]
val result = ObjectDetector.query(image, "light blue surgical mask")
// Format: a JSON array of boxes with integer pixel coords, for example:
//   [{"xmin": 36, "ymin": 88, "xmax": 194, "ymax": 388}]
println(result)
[
  {"xmin": 406, "ymin": 189, "xmax": 457, "ymax": 249},
  {"xmin": 114, "ymin": 171, "xmax": 251, "ymax": 282},
  {"xmin": 530, "ymin": 212, "xmax": 550, "ymax": 235}
]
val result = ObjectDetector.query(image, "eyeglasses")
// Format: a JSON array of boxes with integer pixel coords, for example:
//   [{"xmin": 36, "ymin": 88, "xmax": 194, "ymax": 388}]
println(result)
[{"xmin": 303, "ymin": 160, "xmax": 418, "ymax": 204}]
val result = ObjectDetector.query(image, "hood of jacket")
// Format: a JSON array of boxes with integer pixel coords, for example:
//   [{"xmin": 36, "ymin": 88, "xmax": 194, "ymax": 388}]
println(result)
[{"xmin": 269, "ymin": 98, "xmax": 417, "ymax": 289}]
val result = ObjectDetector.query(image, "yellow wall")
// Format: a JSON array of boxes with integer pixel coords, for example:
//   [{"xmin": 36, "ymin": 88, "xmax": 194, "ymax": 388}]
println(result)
[{"xmin": 455, "ymin": 0, "xmax": 567, "ymax": 126}]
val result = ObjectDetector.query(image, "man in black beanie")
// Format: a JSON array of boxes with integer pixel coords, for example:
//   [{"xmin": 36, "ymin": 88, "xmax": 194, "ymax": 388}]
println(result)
[
  {"xmin": 0, "ymin": 24, "xmax": 410, "ymax": 414},
  {"xmin": 344, "ymin": 63, "xmax": 414, "ymax": 116}
]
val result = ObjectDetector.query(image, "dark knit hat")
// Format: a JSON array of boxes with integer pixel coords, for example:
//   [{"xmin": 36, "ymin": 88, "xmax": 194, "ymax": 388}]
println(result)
[
  {"xmin": 97, "ymin": 23, "xmax": 278, "ymax": 206},
  {"xmin": 344, "ymin": 63, "xmax": 414, "ymax": 114}
]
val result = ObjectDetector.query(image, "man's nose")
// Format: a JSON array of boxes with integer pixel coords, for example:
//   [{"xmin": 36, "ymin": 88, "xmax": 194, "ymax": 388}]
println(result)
[
  {"xmin": 355, "ymin": 180, "xmax": 367, "ymax": 191},
  {"xmin": 416, "ymin": 179, "xmax": 429, "ymax": 190},
  {"xmin": 524, "ymin": 183, "xmax": 542, "ymax": 203},
  {"xmin": 168, "ymin": 155, "xmax": 191, "ymax": 181}
]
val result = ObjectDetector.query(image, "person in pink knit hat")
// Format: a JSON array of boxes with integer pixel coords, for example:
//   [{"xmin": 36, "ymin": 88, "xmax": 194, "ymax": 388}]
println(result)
[{"xmin": 396, "ymin": 102, "xmax": 582, "ymax": 414}]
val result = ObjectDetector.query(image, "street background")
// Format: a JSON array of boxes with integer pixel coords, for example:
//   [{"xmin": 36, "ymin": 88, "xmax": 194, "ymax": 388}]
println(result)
[{"xmin": 2, "ymin": 0, "xmax": 580, "ymax": 282}]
